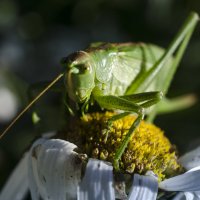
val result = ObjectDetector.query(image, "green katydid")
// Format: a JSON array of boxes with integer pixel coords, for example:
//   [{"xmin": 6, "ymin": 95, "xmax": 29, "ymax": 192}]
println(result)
[{"xmin": 0, "ymin": 12, "xmax": 199, "ymax": 170}]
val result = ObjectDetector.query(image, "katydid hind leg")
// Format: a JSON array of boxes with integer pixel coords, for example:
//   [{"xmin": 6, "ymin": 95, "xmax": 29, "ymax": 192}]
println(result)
[
  {"xmin": 126, "ymin": 12, "xmax": 199, "ymax": 95},
  {"xmin": 147, "ymin": 22, "xmax": 198, "ymax": 122}
]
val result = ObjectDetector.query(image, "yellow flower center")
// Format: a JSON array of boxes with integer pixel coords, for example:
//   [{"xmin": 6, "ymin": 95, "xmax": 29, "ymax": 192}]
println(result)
[{"xmin": 62, "ymin": 111, "xmax": 183, "ymax": 181}]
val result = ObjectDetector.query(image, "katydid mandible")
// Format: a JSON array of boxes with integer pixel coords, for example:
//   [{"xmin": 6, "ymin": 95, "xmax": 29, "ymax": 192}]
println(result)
[{"xmin": 1, "ymin": 12, "xmax": 199, "ymax": 170}]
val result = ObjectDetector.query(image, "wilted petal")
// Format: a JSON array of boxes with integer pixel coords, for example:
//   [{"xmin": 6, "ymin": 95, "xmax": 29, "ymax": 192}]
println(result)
[
  {"xmin": 0, "ymin": 153, "xmax": 29, "ymax": 200},
  {"xmin": 179, "ymin": 147, "xmax": 200, "ymax": 170},
  {"xmin": 128, "ymin": 172, "xmax": 158, "ymax": 200},
  {"xmin": 29, "ymin": 138, "xmax": 84, "ymax": 200},
  {"xmin": 77, "ymin": 159, "xmax": 115, "ymax": 200},
  {"xmin": 159, "ymin": 169, "xmax": 200, "ymax": 192}
]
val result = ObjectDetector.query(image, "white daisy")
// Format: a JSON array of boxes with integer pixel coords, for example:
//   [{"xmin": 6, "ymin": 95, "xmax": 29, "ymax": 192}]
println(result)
[{"xmin": 1, "ymin": 137, "xmax": 200, "ymax": 200}]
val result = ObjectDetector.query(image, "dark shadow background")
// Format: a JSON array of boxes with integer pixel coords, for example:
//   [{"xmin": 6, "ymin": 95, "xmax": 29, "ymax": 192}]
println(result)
[{"xmin": 0, "ymin": 0, "xmax": 200, "ymax": 193}]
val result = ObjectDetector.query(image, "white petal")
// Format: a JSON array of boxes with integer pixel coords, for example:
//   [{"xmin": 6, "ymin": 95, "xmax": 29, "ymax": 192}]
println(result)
[
  {"xmin": 172, "ymin": 192, "xmax": 185, "ymax": 200},
  {"xmin": 128, "ymin": 172, "xmax": 158, "ymax": 200},
  {"xmin": 77, "ymin": 158, "xmax": 115, "ymax": 200},
  {"xmin": 188, "ymin": 166, "xmax": 200, "ymax": 172},
  {"xmin": 184, "ymin": 192, "xmax": 196, "ymax": 200},
  {"xmin": 159, "ymin": 169, "xmax": 200, "ymax": 191},
  {"xmin": 29, "ymin": 138, "xmax": 84, "ymax": 200},
  {"xmin": 28, "ymin": 138, "xmax": 45, "ymax": 200},
  {"xmin": 0, "ymin": 153, "xmax": 29, "ymax": 200},
  {"xmin": 183, "ymin": 191, "xmax": 200, "ymax": 200},
  {"xmin": 193, "ymin": 191, "xmax": 200, "ymax": 198},
  {"xmin": 186, "ymin": 191, "xmax": 200, "ymax": 200},
  {"xmin": 179, "ymin": 147, "xmax": 200, "ymax": 170}
]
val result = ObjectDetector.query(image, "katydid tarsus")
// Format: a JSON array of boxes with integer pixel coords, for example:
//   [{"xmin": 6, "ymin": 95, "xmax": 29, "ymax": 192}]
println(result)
[{"xmin": 0, "ymin": 12, "xmax": 199, "ymax": 170}]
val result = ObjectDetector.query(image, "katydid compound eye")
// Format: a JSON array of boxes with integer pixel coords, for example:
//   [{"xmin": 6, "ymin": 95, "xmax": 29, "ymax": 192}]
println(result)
[
  {"xmin": 77, "ymin": 64, "xmax": 90, "ymax": 73},
  {"xmin": 84, "ymin": 65, "xmax": 90, "ymax": 71}
]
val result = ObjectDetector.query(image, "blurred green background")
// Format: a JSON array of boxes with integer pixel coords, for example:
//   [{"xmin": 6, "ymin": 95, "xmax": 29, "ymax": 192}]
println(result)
[{"xmin": 0, "ymin": 0, "xmax": 200, "ymax": 194}]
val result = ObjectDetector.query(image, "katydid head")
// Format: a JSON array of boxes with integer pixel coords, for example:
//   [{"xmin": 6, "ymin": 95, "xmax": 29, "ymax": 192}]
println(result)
[{"xmin": 62, "ymin": 51, "xmax": 95, "ymax": 103}]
